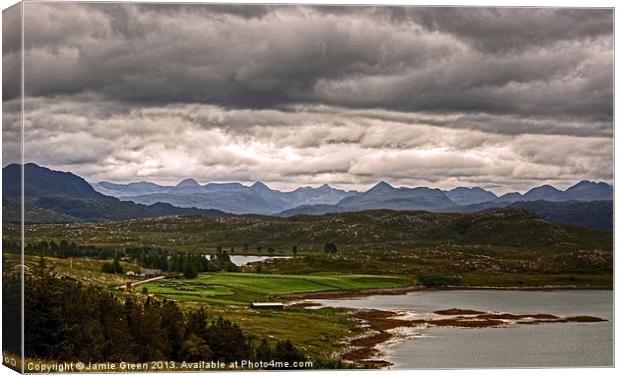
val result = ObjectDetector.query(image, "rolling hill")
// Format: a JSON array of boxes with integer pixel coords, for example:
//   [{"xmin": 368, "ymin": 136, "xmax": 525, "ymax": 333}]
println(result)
[
  {"xmin": 506, "ymin": 200, "xmax": 613, "ymax": 230},
  {"xmin": 20, "ymin": 208, "xmax": 612, "ymax": 252},
  {"xmin": 2, "ymin": 164, "xmax": 230, "ymax": 223}
]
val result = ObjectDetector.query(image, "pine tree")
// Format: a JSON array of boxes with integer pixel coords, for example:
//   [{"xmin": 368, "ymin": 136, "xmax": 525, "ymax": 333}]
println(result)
[
  {"xmin": 255, "ymin": 338, "xmax": 272, "ymax": 361},
  {"xmin": 273, "ymin": 339, "xmax": 306, "ymax": 363},
  {"xmin": 183, "ymin": 256, "xmax": 198, "ymax": 279}
]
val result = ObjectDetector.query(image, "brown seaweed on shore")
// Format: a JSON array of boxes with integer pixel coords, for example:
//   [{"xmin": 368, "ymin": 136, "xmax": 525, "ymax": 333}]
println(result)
[
  {"xmin": 341, "ymin": 307, "xmax": 607, "ymax": 368},
  {"xmin": 435, "ymin": 308, "xmax": 485, "ymax": 315},
  {"xmin": 566, "ymin": 316, "xmax": 607, "ymax": 322},
  {"xmin": 431, "ymin": 318, "xmax": 505, "ymax": 328},
  {"xmin": 279, "ymin": 286, "xmax": 420, "ymax": 301},
  {"xmin": 341, "ymin": 331, "xmax": 393, "ymax": 368},
  {"xmin": 289, "ymin": 301, "xmax": 322, "ymax": 308},
  {"xmin": 474, "ymin": 313, "xmax": 559, "ymax": 320}
]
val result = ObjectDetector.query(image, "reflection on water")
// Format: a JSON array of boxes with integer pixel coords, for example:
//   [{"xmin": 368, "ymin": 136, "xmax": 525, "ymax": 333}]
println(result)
[{"xmin": 311, "ymin": 290, "xmax": 613, "ymax": 368}]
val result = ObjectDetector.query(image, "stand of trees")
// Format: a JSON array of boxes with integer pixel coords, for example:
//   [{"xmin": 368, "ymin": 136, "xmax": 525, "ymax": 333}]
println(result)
[
  {"xmin": 19, "ymin": 242, "xmax": 240, "ymax": 279},
  {"xmin": 101, "ymin": 256, "xmax": 124, "ymax": 274},
  {"xmin": 129, "ymin": 247, "xmax": 239, "ymax": 278},
  {"xmin": 24, "ymin": 240, "xmax": 111, "ymax": 259},
  {"xmin": 25, "ymin": 268, "xmax": 307, "ymax": 366},
  {"xmin": 416, "ymin": 274, "xmax": 462, "ymax": 287}
]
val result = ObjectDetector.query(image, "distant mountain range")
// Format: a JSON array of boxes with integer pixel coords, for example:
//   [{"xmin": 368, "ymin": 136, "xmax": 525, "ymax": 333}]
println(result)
[
  {"xmin": 1, "ymin": 163, "xmax": 613, "ymax": 229},
  {"xmin": 93, "ymin": 171, "xmax": 612, "ymax": 229},
  {"xmin": 93, "ymin": 179, "xmax": 356, "ymax": 215},
  {"xmin": 95, "ymin": 177, "xmax": 612, "ymax": 216},
  {"xmin": 2, "ymin": 164, "xmax": 230, "ymax": 223},
  {"xmin": 276, "ymin": 180, "xmax": 613, "ymax": 229}
]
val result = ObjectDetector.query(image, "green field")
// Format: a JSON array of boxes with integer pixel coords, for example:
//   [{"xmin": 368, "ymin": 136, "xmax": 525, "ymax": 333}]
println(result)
[
  {"xmin": 138, "ymin": 272, "xmax": 406, "ymax": 358},
  {"xmin": 143, "ymin": 272, "xmax": 410, "ymax": 304}
]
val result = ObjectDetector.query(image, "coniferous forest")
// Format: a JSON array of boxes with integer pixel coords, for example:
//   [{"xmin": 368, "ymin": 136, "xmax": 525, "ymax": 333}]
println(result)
[{"xmin": 21, "ymin": 257, "xmax": 313, "ymax": 368}]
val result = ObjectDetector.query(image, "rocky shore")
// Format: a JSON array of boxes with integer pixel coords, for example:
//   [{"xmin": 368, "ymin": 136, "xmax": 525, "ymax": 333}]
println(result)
[{"xmin": 335, "ymin": 307, "xmax": 607, "ymax": 368}]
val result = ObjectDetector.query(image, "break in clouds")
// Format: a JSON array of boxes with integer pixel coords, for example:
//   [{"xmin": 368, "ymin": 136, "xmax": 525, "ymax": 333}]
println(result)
[{"xmin": 2, "ymin": 3, "xmax": 613, "ymax": 193}]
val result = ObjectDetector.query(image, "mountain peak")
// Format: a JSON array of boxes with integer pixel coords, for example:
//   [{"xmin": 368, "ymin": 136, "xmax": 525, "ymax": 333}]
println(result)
[
  {"xmin": 562, "ymin": 180, "xmax": 612, "ymax": 201},
  {"xmin": 575, "ymin": 180, "xmax": 594, "ymax": 186},
  {"xmin": 445, "ymin": 186, "xmax": 497, "ymax": 205},
  {"xmin": 368, "ymin": 181, "xmax": 394, "ymax": 193},
  {"xmin": 567, "ymin": 180, "xmax": 611, "ymax": 191},
  {"xmin": 176, "ymin": 178, "xmax": 200, "ymax": 188},
  {"xmin": 522, "ymin": 184, "xmax": 563, "ymax": 201},
  {"xmin": 495, "ymin": 191, "xmax": 524, "ymax": 203},
  {"xmin": 450, "ymin": 186, "xmax": 473, "ymax": 192},
  {"xmin": 526, "ymin": 184, "xmax": 562, "ymax": 194},
  {"xmin": 295, "ymin": 183, "xmax": 334, "ymax": 192},
  {"xmin": 3, "ymin": 162, "xmax": 103, "ymax": 200},
  {"xmin": 251, "ymin": 181, "xmax": 270, "ymax": 191},
  {"xmin": 449, "ymin": 186, "xmax": 492, "ymax": 193}
]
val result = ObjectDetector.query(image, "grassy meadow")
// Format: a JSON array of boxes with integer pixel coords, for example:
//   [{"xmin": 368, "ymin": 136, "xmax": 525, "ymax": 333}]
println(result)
[{"xmin": 142, "ymin": 273, "xmax": 410, "ymax": 304}]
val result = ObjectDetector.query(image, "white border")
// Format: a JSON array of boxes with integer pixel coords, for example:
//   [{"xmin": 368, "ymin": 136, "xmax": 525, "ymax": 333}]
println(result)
[{"xmin": 0, "ymin": 2, "xmax": 617, "ymax": 375}]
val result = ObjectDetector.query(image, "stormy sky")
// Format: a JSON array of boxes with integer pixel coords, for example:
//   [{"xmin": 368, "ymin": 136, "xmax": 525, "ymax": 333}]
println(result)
[{"xmin": 2, "ymin": 3, "xmax": 613, "ymax": 193}]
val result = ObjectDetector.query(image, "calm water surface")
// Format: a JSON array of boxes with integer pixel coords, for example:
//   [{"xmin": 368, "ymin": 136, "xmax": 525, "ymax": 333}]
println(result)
[{"xmin": 310, "ymin": 290, "xmax": 613, "ymax": 368}]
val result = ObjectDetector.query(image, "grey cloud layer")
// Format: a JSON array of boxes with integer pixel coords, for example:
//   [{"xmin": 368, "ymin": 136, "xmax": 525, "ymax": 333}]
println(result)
[
  {"xmin": 16, "ymin": 4, "xmax": 612, "ymax": 118},
  {"xmin": 3, "ymin": 3, "xmax": 613, "ymax": 191},
  {"xmin": 6, "ymin": 95, "xmax": 611, "ymax": 193}
]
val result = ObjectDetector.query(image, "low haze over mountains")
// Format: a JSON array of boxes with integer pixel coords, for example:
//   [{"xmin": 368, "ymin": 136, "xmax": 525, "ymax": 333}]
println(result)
[{"xmin": 2, "ymin": 163, "xmax": 613, "ymax": 229}]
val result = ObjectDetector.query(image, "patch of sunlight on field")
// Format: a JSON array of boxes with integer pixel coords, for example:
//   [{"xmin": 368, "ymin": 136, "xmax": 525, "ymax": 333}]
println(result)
[{"xmin": 144, "ymin": 272, "xmax": 409, "ymax": 303}]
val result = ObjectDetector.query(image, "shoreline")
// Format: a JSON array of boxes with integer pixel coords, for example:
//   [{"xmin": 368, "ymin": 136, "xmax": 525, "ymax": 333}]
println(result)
[
  {"xmin": 292, "ymin": 286, "xmax": 611, "ymax": 369},
  {"xmin": 282, "ymin": 283, "xmax": 612, "ymax": 368},
  {"xmin": 282, "ymin": 284, "xmax": 612, "ymax": 302},
  {"xmin": 337, "ymin": 307, "xmax": 608, "ymax": 369}
]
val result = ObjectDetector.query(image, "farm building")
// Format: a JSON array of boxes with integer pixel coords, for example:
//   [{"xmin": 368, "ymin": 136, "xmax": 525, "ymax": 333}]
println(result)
[{"xmin": 140, "ymin": 267, "xmax": 162, "ymax": 277}]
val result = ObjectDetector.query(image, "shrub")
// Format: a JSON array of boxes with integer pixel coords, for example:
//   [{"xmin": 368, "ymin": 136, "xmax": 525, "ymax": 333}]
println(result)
[{"xmin": 416, "ymin": 274, "xmax": 461, "ymax": 287}]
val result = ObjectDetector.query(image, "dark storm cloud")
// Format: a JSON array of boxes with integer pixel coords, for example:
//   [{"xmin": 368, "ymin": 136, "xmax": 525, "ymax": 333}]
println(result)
[
  {"xmin": 5, "ymin": 3, "xmax": 613, "ymax": 192},
  {"xmin": 2, "ymin": 3, "xmax": 21, "ymax": 102},
  {"xmin": 15, "ymin": 3, "xmax": 612, "ymax": 120},
  {"xmin": 407, "ymin": 8, "xmax": 613, "ymax": 54}
]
